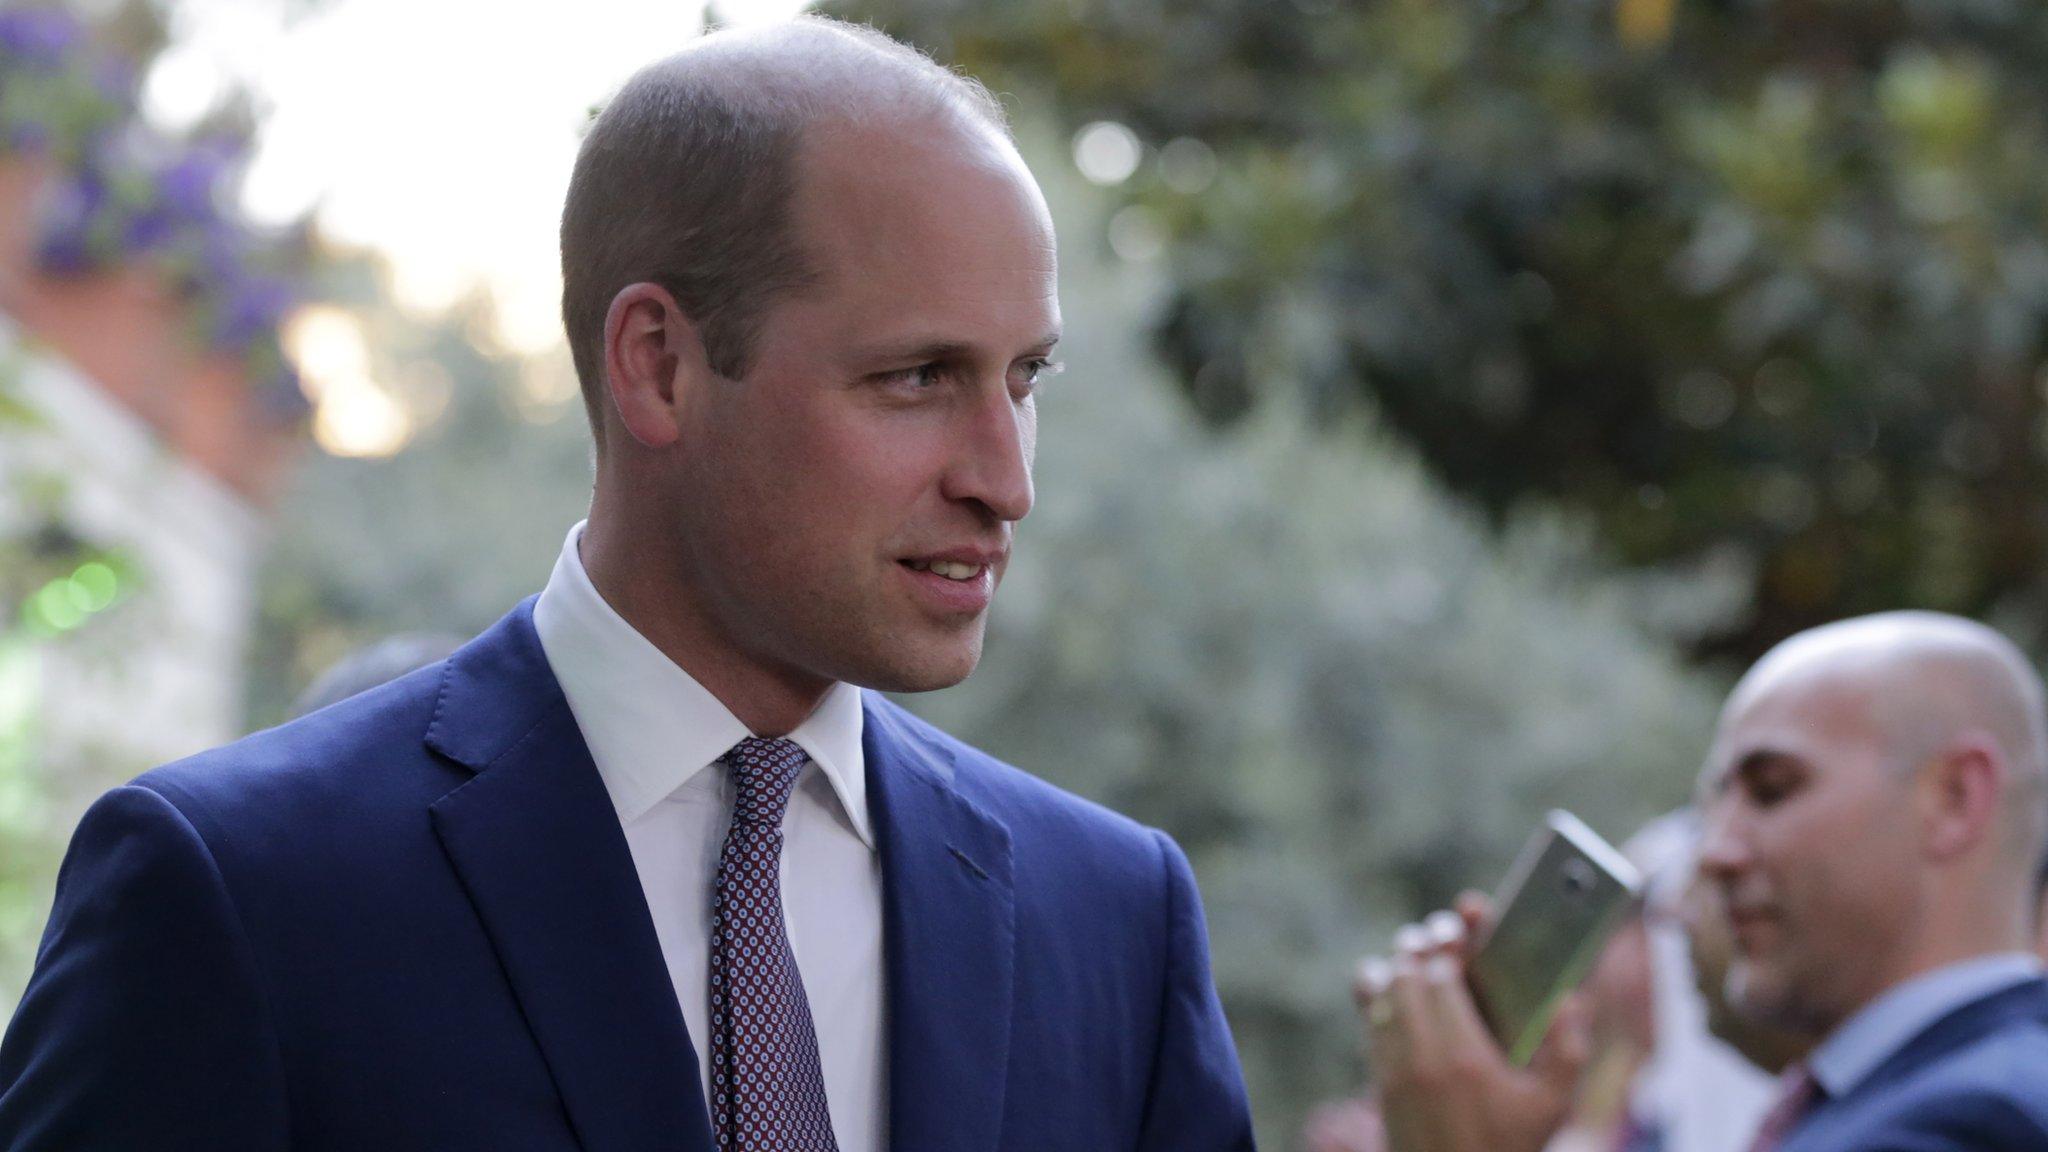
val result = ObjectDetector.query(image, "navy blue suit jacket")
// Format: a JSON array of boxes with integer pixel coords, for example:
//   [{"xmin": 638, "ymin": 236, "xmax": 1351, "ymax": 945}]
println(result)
[
  {"xmin": 1782, "ymin": 978, "xmax": 2048, "ymax": 1152},
  {"xmin": 0, "ymin": 601, "xmax": 1255, "ymax": 1150}
]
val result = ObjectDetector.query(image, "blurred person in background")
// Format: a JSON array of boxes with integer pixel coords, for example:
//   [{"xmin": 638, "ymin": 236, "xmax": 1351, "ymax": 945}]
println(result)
[
  {"xmin": 286, "ymin": 633, "xmax": 468, "ymax": 718},
  {"xmin": 1678, "ymin": 850, "xmax": 1811, "ymax": 1077},
  {"xmin": 1305, "ymin": 813, "xmax": 1783, "ymax": 1152},
  {"xmin": 0, "ymin": 17, "xmax": 1254, "ymax": 1151},
  {"xmin": 1584, "ymin": 813, "xmax": 1787, "ymax": 1152},
  {"xmin": 1350, "ymin": 611, "xmax": 2048, "ymax": 1152}
]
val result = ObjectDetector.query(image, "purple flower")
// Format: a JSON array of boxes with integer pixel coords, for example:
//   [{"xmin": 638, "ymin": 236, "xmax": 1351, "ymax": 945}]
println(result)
[
  {"xmin": 198, "ymin": 220, "xmax": 248, "ymax": 282},
  {"xmin": 122, "ymin": 204, "xmax": 175, "ymax": 251},
  {"xmin": 155, "ymin": 150, "xmax": 227, "ymax": 222},
  {"xmin": 88, "ymin": 56, "xmax": 132, "ymax": 102},
  {"xmin": 214, "ymin": 274, "xmax": 296, "ymax": 349},
  {"xmin": 33, "ymin": 169, "xmax": 110, "ymax": 272},
  {"xmin": 4, "ymin": 120, "xmax": 51, "ymax": 153},
  {"xmin": 0, "ymin": 9, "xmax": 82, "ymax": 66},
  {"xmin": 36, "ymin": 227, "xmax": 94, "ymax": 273}
]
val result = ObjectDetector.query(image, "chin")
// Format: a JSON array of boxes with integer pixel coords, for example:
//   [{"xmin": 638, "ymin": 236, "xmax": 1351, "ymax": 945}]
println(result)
[
  {"xmin": 843, "ymin": 636, "xmax": 985, "ymax": 694},
  {"xmin": 1725, "ymin": 963, "xmax": 1786, "ymax": 1023},
  {"xmin": 1727, "ymin": 960, "xmax": 1827, "ymax": 1033}
]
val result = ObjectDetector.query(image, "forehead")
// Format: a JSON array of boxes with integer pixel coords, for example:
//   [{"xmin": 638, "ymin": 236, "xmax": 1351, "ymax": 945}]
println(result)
[
  {"xmin": 781, "ymin": 116, "xmax": 1058, "ymax": 340},
  {"xmin": 1700, "ymin": 670, "xmax": 1885, "ymax": 792}
]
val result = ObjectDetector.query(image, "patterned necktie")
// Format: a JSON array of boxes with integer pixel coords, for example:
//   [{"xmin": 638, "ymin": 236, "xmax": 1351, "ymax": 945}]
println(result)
[
  {"xmin": 1744, "ymin": 1064, "xmax": 1821, "ymax": 1152},
  {"xmin": 709, "ymin": 737, "xmax": 840, "ymax": 1152}
]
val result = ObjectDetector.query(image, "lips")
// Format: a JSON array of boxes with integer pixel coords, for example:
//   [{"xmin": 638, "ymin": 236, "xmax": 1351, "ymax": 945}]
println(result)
[
  {"xmin": 897, "ymin": 549, "xmax": 1003, "ymax": 614},
  {"xmin": 1725, "ymin": 905, "xmax": 1779, "ymax": 952},
  {"xmin": 903, "ymin": 557, "xmax": 986, "ymax": 582}
]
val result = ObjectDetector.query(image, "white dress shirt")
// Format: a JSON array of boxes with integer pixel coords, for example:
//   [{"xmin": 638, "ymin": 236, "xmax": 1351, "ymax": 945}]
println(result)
[
  {"xmin": 532, "ymin": 521, "xmax": 886, "ymax": 1152},
  {"xmin": 1808, "ymin": 951, "xmax": 2045, "ymax": 1099}
]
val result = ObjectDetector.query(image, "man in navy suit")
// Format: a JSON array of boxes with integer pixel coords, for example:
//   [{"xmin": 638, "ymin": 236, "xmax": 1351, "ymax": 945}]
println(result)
[
  {"xmin": 1356, "ymin": 611, "xmax": 2048, "ymax": 1152},
  {"xmin": 0, "ymin": 18, "xmax": 1255, "ymax": 1151}
]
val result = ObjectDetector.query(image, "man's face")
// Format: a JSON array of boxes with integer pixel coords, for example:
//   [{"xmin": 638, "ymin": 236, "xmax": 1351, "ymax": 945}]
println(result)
[
  {"xmin": 666, "ymin": 116, "xmax": 1060, "ymax": 696},
  {"xmin": 1694, "ymin": 672, "xmax": 1924, "ymax": 1034}
]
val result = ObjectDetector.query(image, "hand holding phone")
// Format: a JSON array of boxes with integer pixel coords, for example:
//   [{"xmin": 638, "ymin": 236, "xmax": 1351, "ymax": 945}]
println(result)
[
  {"xmin": 1352, "ymin": 810, "xmax": 1634, "ymax": 1152},
  {"xmin": 1466, "ymin": 811, "xmax": 1641, "ymax": 1065}
]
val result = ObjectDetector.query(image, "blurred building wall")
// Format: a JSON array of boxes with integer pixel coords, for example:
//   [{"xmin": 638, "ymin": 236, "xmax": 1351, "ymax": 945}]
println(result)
[{"xmin": 2, "ymin": 316, "xmax": 263, "ymax": 782}]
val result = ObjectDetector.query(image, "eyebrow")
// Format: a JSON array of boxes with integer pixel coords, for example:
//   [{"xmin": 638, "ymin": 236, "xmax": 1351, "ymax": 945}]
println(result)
[
  {"xmin": 856, "ymin": 331, "xmax": 1063, "ymax": 365},
  {"xmin": 1710, "ymin": 747, "xmax": 1803, "ymax": 794}
]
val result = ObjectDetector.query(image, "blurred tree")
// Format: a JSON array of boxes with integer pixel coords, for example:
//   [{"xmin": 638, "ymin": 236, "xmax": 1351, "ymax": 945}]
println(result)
[
  {"xmin": 247, "ymin": 148, "xmax": 1735, "ymax": 1145},
  {"xmin": 0, "ymin": 0, "xmax": 307, "ymax": 996},
  {"xmin": 903, "ymin": 156, "xmax": 1733, "ymax": 1142},
  {"xmin": 247, "ymin": 251, "xmax": 593, "ymax": 727},
  {"xmin": 840, "ymin": 0, "xmax": 2048, "ymax": 660}
]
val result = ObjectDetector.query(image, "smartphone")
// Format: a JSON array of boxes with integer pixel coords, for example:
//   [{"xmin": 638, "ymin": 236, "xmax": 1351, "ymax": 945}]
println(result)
[{"xmin": 1466, "ymin": 810, "xmax": 1641, "ymax": 1066}]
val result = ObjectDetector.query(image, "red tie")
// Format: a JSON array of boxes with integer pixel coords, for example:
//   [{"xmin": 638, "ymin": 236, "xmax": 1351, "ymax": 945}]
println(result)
[{"xmin": 1745, "ymin": 1065, "xmax": 1820, "ymax": 1152}]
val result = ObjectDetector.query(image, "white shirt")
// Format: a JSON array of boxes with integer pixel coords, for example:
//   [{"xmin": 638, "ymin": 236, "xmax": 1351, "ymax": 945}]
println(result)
[
  {"xmin": 532, "ymin": 521, "xmax": 886, "ymax": 1152},
  {"xmin": 1809, "ymin": 951, "xmax": 2045, "ymax": 1098}
]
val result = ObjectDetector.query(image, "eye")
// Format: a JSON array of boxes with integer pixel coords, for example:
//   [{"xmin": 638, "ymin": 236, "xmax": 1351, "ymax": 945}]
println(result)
[
  {"xmin": 877, "ymin": 363, "xmax": 945, "ymax": 390},
  {"xmin": 1743, "ymin": 763, "xmax": 1802, "ymax": 807},
  {"xmin": 1015, "ymin": 358, "xmax": 1064, "ymax": 395}
]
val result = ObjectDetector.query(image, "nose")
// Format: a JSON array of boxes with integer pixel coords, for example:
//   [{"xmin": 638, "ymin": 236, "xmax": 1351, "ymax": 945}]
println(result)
[
  {"xmin": 943, "ymin": 382, "xmax": 1035, "ymax": 523},
  {"xmin": 1695, "ymin": 798, "xmax": 1751, "ymax": 883}
]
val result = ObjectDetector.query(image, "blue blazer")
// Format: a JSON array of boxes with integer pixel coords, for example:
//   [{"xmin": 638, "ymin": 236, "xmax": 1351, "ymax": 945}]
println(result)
[
  {"xmin": 0, "ymin": 600, "xmax": 1255, "ymax": 1151},
  {"xmin": 1783, "ymin": 978, "xmax": 2048, "ymax": 1152}
]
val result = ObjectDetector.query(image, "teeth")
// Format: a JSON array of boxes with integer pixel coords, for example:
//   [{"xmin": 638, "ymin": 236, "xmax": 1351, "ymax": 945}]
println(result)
[{"xmin": 928, "ymin": 560, "xmax": 977, "ymax": 581}]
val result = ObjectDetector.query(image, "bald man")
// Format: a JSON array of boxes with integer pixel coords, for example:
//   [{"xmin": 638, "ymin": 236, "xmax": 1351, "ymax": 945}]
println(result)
[
  {"xmin": 1354, "ymin": 611, "xmax": 2048, "ymax": 1152},
  {"xmin": 0, "ymin": 19, "xmax": 1254, "ymax": 1151}
]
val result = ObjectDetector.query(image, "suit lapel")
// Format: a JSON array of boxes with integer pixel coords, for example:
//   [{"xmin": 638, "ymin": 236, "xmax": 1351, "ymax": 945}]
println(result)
[
  {"xmin": 427, "ymin": 600, "xmax": 712, "ymax": 1152},
  {"xmin": 865, "ymin": 697, "xmax": 1017, "ymax": 1152}
]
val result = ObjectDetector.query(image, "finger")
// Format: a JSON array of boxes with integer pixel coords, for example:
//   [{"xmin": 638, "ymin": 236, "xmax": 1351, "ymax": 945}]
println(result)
[
  {"xmin": 1385, "ymin": 950, "xmax": 1438, "ymax": 1070},
  {"xmin": 1393, "ymin": 921, "xmax": 1430, "ymax": 960},
  {"xmin": 1454, "ymin": 890, "xmax": 1494, "ymax": 944},
  {"xmin": 1529, "ymin": 991, "xmax": 1593, "ymax": 1093},
  {"xmin": 1419, "ymin": 949, "xmax": 1504, "ymax": 1068},
  {"xmin": 1422, "ymin": 908, "xmax": 1466, "ymax": 958},
  {"xmin": 1353, "ymin": 954, "xmax": 1392, "ymax": 1010},
  {"xmin": 1353, "ymin": 955, "xmax": 1397, "ymax": 1050}
]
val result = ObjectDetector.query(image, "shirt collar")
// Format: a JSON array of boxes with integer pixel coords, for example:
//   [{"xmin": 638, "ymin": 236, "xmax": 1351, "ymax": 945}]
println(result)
[
  {"xmin": 1808, "ymin": 951, "xmax": 2044, "ymax": 1098},
  {"xmin": 531, "ymin": 520, "xmax": 871, "ymax": 846}
]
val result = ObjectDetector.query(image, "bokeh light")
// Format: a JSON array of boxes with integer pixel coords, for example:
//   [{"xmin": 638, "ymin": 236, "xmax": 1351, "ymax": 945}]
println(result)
[{"xmin": 1072, "ymin": 121, "xmax": 1142, "ymax": 186}]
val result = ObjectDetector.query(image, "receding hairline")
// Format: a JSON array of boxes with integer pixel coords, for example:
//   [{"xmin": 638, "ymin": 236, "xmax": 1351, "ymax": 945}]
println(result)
[
  {"xmin": 558, "ymin": 16, "xmax": 1016, "ymax": 447},
  {"xmin": 610, "ymin": 17, "xmax": 1010, "ymax": 148},
  {"xmin": 1724, "ymin": 612, "xmax": 2048, "ymax": 816}
]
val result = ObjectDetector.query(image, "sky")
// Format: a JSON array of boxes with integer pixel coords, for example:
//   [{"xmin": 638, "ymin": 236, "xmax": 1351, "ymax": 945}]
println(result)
[
  {"xmin": 141, "ymin": 0, "xmax": 815, "ymax": 358},
  {"xmin": 133, "ymin": 0, "xmax": 1147, "ymax": 455}
]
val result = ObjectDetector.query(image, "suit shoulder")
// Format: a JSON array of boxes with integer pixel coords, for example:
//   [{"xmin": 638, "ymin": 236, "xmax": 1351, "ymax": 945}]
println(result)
[
  {"xmin": 131, "ymin": 661, "xmax": 458, "ymax": 839},
  {"xmin": 873, "ymin": 697, "xmax": 1164, "ymax": 857},
  {"xmin": 1830, "ymin": 1012, "xmax": 2048, "ymax": 1149}
]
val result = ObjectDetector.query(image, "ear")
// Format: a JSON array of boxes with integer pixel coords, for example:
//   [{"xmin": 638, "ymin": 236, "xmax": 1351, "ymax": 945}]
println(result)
[
  {"xmin": 1919, "ymin": 734, "xmax": 2004, "ymax": 862},
  {"xmin": 601, "ymin": 282, "xmax": 713, "ymax": 450}
]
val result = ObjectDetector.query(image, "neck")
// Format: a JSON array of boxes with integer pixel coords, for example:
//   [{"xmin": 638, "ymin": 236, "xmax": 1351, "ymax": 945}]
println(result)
[
  {"xmin": 580, "ymin": 500, "xmax": 833, "ymax": 737},
  {"xmin": 1836, "ymin": 885, "xmax": 2034, "ymax": 1029}
]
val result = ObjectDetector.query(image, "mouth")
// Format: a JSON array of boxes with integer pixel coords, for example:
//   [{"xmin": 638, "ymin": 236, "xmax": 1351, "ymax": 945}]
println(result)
[
  {"xmin": 901, "ymin": 557, "xmax": 990, "ymax": 582},
  {"xmin": 896, "ymin": 550, "xmax": 1003, "ymax": 615},
  {"xmin": 1724, "ymin": 905, "xmax": 1779, "ymax": 953}
]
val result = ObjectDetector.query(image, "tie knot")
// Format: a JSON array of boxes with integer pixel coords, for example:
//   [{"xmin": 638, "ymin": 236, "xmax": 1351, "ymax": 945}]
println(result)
[{"xmin": 722, "ymin": 737, "xmax": 809, "ymax": 825}]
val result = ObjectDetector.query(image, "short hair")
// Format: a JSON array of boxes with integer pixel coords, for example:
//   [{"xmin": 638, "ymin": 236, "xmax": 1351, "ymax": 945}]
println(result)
[{"xmin": 558, "ymin": 17, "xmax": 1011, "ymax": 448}]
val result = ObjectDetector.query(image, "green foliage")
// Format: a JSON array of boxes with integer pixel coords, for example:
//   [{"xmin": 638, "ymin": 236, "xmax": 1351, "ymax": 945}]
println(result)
[
  {"xmin": 899, "ymin": 172, "xmax": 1729, "ymax": 1140},
  {"xmin": 842, "ymin": 0, "xmax": 2048, "ymax": 660},
  {"xmin": 248, "ymin": 257, "xmax": 594, "ymax": 727},
  {"xmin": 249, "ymin": 143, "xmax": 1733, "ymax": 1149}
]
